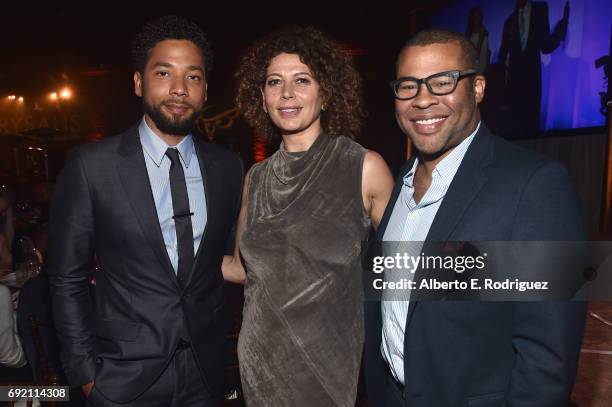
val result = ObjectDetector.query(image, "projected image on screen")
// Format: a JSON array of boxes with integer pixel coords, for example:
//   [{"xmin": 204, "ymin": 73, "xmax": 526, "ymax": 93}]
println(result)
[{"xmin": 430, "ymin": 0, "xmax": 611, "ymax": 135}]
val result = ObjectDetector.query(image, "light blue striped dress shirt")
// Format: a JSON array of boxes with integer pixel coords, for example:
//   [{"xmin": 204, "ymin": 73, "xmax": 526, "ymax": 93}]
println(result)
[
  {"xmin": 139, "ymin": 118, "xmax": 207, "ymax": 273},
  {"xmin": 381, "ymin": 122, "xmax": 480, "ymax": 384}
]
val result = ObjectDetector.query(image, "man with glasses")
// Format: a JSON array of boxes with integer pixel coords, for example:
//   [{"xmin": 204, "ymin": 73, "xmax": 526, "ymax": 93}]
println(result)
[{"xmin": 364, "ymin": 29, "xmax": 586, "ymax": 406}]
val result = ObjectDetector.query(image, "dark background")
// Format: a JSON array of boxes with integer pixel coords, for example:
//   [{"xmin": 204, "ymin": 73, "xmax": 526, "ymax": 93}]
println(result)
[{"xmin": 1, "ymin": 2, "xmax": 455, "ymax": 176}]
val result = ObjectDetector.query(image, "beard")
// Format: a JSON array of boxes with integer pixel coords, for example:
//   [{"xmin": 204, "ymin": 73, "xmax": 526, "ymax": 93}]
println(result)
[{"xmin": 142, "ymin": 94, "xmax": 203, "ymax": 136}]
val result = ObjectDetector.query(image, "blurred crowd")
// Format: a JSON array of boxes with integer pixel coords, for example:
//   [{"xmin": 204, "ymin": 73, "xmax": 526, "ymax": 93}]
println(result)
[{"xmin": 0, "ymin": 175, "xmax": 62, "ymax": 406}]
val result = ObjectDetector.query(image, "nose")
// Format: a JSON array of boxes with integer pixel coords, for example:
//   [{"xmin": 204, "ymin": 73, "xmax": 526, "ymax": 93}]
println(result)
[
  {"xmin": 411, "ymin": 82, "xmax": 437, "ymax": 109},
  {"xmin": 170, "ymin": 76, "xmax": 188, "ymax": 97},
  {"xmin": 281, "ymin": 82, "xmax": 295, "ymax": 100}
]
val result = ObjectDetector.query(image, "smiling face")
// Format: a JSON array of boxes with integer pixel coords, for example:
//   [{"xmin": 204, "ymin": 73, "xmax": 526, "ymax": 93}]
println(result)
[
  {"xmin": 261, "ymin": 53, "xmax": 324, "ymax": 139},
  {"xmin": 395, "ymin": 41, "xmax": 485, "ymax": 162},
  {"xmin": 134, "ymin": 39, "xmax": 207, "ymax": 139}
]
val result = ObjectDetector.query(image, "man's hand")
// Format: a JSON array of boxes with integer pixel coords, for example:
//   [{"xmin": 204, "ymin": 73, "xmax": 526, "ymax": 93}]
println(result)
[{"xmin": 82, "ymin": 381, "xmax": 94, "ymax": 397}]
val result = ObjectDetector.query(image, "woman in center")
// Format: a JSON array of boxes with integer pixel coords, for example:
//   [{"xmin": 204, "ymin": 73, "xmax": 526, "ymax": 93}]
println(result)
[{"xmin": 225, "ymin": 26, "xmax": 393, "ymax": 406}]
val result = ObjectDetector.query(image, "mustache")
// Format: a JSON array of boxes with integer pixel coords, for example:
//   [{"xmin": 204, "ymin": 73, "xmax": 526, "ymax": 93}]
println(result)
[{"xmin": 162, "ymin": 100, "xmax": 194, "ymax": 108}]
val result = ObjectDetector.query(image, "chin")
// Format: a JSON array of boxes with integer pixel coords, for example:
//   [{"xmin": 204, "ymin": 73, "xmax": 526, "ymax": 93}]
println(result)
[
  {"xmin": 411, "ymin": 139, "xmax": 443, "ymax": 155},
  {"xmin": 276, "ymin": 124, "xmax": 301, "ymax": 134},
  {"xmin": 274, "ymin": 118, "xmax": 298, "ymax": 128}
]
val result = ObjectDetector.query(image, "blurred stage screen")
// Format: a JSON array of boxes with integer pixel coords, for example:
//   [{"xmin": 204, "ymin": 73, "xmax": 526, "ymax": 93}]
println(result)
[{"xmin": 430, "ymin": 0, "xmax": 610, "ymax": 132}]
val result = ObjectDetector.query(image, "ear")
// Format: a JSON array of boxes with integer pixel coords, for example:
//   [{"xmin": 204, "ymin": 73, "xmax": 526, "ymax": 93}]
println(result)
[
  {"xmin": 319, "ymin": 89, "xmax": 328, "ymax": 112},
  {"xmin": 260, "ymin": 87, "xmax": 268, "ymax": 113},
  {"xmin": 204, "ymin": 81, "xmax": 208, "ymax": 104},
  {"xmin": 134, "ymin": 72, "xmax": 143, "ymax": 98},
  {"xmin": 473, "ymin": 74, "xmax": 486, "ymax": 104}
]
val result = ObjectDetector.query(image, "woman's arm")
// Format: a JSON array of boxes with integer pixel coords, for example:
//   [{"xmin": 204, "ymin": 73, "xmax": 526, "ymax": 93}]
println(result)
[
  {"xmin": 362, "ymin": 151, "xmax": 394, "ymax": 230},
  {"xmin": 222, "ymin": 171, "xmax": 250, "ymax": 284}
]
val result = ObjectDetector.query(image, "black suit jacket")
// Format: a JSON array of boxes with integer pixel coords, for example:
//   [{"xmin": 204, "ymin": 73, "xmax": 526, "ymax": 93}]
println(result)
[
  {"xmin": 499, "ymin": 2, "xmax": 562, "ymax": 83},
  {"xmin": 48, "ymin": 123, "xmax": 243, "ymax": 403},
  {"xmin": 499, "ymin": 2, "xmax": 565, "ymax": 131},
  {"xmin": 364, "ymin": 125, "xmax": 586, "ymax": 406}
]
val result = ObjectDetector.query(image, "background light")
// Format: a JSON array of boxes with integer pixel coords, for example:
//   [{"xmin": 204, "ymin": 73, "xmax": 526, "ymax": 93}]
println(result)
[
  {"xmin": 49, "ymin": 92, "xmax": 58, "ymax": 101},
  {"xmin": 59, "ymin": 87, "xmax": 72, "ymax": 99}
]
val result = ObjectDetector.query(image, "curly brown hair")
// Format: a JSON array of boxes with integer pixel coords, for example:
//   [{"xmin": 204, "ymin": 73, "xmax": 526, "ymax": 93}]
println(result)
[{"xmin": 235, "ymin": 26, "xmax": 364, "ymax": 140}]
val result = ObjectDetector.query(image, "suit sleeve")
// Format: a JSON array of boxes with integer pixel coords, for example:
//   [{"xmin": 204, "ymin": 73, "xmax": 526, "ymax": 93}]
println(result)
[
  {"xmin": 47, "ymin": 149, "xmax": 97, "ymax": 387},
  {"xmin": 498, "ymin": 17, "xmax": 512, "ymax": 66},
  {"xmin": 539, "ymin": 3, "xmax": 565, "ymax": 54},
  {"xmin": 506, "ymin": 161, "xmax": 587, "ymax": 406}
]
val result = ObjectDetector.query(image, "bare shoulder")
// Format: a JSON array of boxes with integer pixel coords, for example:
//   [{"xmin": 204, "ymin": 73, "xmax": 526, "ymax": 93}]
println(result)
[
  {"xmin": 362, "ymin": 149, "xmax": 393, "ymax": 193},
  {"xmin": 361, "ymin": 150, "xmax": 394, "ymax": 228},
  {"xmin": 362, "ymin": 150, "xmax": 391, "ymax": 175}
]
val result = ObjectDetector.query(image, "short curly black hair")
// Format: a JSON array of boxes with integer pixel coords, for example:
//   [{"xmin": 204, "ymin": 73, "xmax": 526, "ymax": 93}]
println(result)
[
  {"xmin": 399, "ymin": 29, "xmax": 478, "ymax": 71},
  {"xmin": 131, "ymin": 15, "xmax": 213, "ymax": 75},
  {"xmin": 235, "ymin": 26, "xmax": 364, "ymax": 140}
]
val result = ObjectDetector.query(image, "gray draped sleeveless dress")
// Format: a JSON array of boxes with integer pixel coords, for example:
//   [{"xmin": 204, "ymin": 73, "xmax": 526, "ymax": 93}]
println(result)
[{"xmin": 238, "ymin": 133, "xmax": 370, "ymax": 406}]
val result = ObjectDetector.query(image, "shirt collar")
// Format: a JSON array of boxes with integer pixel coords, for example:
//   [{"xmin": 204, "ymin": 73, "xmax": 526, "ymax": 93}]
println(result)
[
  {"xmin": 138, "ymin": 116, "xmax": 194, "ymax": 168},
  {"xmin": 403, "ymin": 121, "xmax": 480, "ymax": 188},
  {"xmin": 403, "ymin": 158, "xmax": 419, "ymax": 188}
]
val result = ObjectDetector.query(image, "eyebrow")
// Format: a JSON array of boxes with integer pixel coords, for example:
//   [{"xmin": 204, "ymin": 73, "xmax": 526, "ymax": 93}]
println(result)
[
  {"xmin": 187, "ymin": 65, "xmax": 205, "ymax": 73},
  {"xmin": 266, "ymin": 71, "xmax": 313, "ymax": 78},
  {"xmin": 150, "ymin": 62, "xmax": 204, "ymax": 72}
]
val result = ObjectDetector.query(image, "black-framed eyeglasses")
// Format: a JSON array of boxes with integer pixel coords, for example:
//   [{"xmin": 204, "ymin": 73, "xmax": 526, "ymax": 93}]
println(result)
[{"xmin": 389, "ymin": 69, "xmax": 477, "ymax": 100}]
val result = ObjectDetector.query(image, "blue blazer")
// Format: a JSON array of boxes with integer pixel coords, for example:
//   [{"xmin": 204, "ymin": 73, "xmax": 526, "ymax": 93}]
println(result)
[{"xmin": 364, "ymin": 124, "xmax": 587, "ymax": 406}]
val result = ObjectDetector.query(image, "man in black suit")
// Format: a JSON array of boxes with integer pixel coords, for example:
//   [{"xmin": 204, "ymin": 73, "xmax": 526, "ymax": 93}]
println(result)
[
  {"xmin": 48, "ymin": 15, "xmax": 243, "ymax": 406},
  {"xmin": 364, "ymin": 29, "xmax": 586, "ymax": 406},
  {"xmin": 499, "ymin": 0, "xmax": 569, "ymax": 135}
]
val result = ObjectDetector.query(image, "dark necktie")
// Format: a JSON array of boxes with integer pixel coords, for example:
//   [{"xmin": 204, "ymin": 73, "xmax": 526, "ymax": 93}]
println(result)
[{"xmin": 165, "ymin": 148, "xmax": 194, "ymax": 283}]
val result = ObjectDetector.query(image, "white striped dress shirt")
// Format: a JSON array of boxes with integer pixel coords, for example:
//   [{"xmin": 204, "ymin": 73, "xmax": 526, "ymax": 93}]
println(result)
[
  {"xmin": 381, "ymin": 122, "xmax": 480, "ymax": 384},
  {"xmin": 139, "ymin": 118, "xmax": 207, "ymax": 273}
]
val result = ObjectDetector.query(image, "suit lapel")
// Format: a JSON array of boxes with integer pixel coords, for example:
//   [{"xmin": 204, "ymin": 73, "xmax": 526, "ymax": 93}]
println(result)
[
  {"xmin": 405, "ymin": 125, "xmax": 494, "ymax": 328},
  {"xmin": 376, "ymin": 158, "xmax": 416, "ymax": 240},
  {"xmin": 116, "ymin": 125, "xmax": 178, "ymax": 288},
  {"xmin": 425, "ymin": 126, "xmax": 493, "ymax": 242}
]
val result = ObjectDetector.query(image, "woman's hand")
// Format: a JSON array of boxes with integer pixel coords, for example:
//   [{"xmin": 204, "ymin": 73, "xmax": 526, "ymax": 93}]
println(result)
[{"xmin": 222, "ymin": 255, "xmax": 246, "ymax": 284}]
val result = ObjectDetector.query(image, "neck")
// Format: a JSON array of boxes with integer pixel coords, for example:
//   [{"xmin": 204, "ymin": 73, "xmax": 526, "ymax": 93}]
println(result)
[
  {"xmin": 417, "ymin": 152, "xmax": 448, "ymax": 177},
  {"xmin": 144, "ymin": 115, "xmax": 187, "ymax": 146},
  {"xmin": 416, "ymin": 119, "xmax": 480, "ymax": 176},
  {"xmin": 281, "ymin": 123, "xmax": 322, "ymax": 153}
]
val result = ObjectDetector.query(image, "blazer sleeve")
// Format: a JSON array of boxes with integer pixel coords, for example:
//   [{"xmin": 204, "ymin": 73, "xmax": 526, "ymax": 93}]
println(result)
[
  {"xmin": 498, "ymin": 16, "xmax": 514, "ymax": 66},
  {"xmin": 506, "ymin": 161, "xmax": 587, "ymax": 405},
  {"xmin": 47, "ymin": 149, "xmax": 97, "ymax": 387},
  {"xmin": 537, "ymin": 2, "xmax": 564, "ymax": 54}
]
